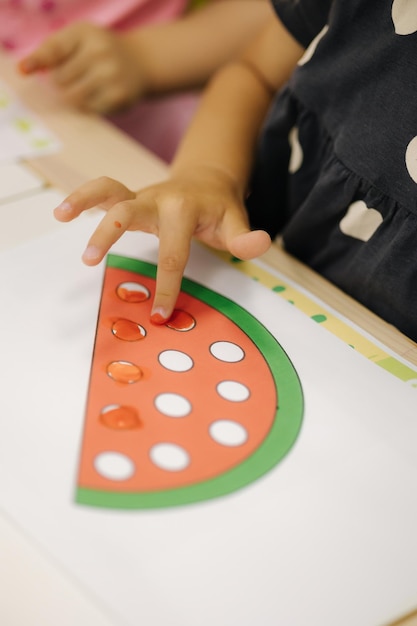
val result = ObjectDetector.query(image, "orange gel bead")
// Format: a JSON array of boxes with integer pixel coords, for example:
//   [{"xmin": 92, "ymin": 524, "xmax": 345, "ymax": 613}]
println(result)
[
  {"xmin": 111, "ymin": 319, "xmax": 146, "ymax": 341},
  {"xmin": 166, "ymin": 309, "xmax": 196, "ymax": 331},
  {"xmin": 99, "ymin": 405, "xmax": 141, "ymax": 430},
  {"xmin": 107, "ymin": 360, "xmax": 143, "ymax": 384},
  {"xmin": 116, "ymin": 284, "xmax": 149, "ymax": 303}
]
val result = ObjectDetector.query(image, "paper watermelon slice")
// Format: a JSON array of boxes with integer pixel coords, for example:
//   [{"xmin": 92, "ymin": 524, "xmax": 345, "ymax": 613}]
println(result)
[{"xmin": 75, "ymin": 254, "xmax": 303, "ymax": 509}]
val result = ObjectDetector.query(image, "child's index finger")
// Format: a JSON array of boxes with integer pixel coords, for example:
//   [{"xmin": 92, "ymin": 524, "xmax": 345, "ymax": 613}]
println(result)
[
  {"xmin": 150, "ymin": 252, "xmax": 189, "ymax": 325},
  {"xmin": 150, "ymin": 216, "xmax": 194, "ymax": 324}
]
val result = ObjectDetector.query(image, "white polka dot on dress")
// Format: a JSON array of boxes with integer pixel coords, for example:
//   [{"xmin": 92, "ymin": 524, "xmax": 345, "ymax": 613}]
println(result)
[
  {"xmin": 392, "ymin": 0, "xmax": 417, "ymax": 35},
  {"xmin": 339, "ymin": 200, "xmax": 383, "ymax": 242},
  {"xmin": 405, "ymin": 136, "xmax": 417, "ymax": 183},
  {"xmin": 298, "ymin": 25, "xmax": 329, "ymax": 66},
  {"xmin": 288, "ymin": 126, "xmax": 303, "ymax": 174}
]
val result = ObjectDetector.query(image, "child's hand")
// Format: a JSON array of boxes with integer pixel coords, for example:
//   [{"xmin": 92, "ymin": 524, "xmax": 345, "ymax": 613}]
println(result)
[
  {"xmin": 18, "ymin": 22, "xmax": 145, "ymax": 113},
  {"xmin": 53, "ymin": 170, "xmax": 271, "ymax": 322}
]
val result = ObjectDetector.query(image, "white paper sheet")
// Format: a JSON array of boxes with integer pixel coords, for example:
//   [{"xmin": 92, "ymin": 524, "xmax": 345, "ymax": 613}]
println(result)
[
  {"xmin": 0, "ymin": 161, "xmax": 45, "ymax": 202},
  {"xmin": 0, "ymin": 513, "xmax": 115, "ymax": 626},
  {"xmin": 0, "ymin": 186, "xmax": 65, "ymax": 250},
  {"xmin": 0, "ymin": 216, "xmax": 415, "ymax": 626}
]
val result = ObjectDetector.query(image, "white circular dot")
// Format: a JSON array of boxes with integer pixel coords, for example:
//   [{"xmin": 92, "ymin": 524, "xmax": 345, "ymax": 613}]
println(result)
[
  {"xmin": 216, "ymin": 380, "xmax": 250, "ymax": 402},
  {"xmin": 94, "ymin": 451, "xmax": 135, "ymax": 481},
  {"xmin": 116, "ymin": 281, "xmax": 150, "ymax": 301},
  {"xmin": 209, "ymin": 420, "xmax": 248, "ymax": 447},
  {"xmin": 155, "ymin": 393, "xmax": 192, "ymax": 417},
  {"xmin": 150, "ymin": 443, "xmax": 190, "ymax": 471},
  {"xmin": 210, "ymin": 341, "xmax": 244, "ymax": 363},
  {"xmin": 158, "ymin": 350, "xmax": 193, "ymax": 372}
]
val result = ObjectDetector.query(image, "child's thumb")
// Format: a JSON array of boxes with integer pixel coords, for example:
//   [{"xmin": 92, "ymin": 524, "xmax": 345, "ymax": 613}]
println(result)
[{"xmin": 229, "ymin": 228, "xmax": 271, "ymax": 261}]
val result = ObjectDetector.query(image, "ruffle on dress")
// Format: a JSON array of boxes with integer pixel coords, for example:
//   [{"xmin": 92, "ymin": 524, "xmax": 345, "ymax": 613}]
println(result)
[{"xmin": 247, "ymin": 87, "xmax": 417, "ymax": 341}]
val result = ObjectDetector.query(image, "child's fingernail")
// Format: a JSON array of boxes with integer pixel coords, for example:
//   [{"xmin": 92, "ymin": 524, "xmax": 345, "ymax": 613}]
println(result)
[
  {"xmin": 55, "ymin": 201, "xmax": 73, "ymax": 214},
  {"xmin": 150, "ymin": 307, "xmax": 169, "ymax": 325},
  {"xmin": 82, "ymin": 245, "xmax": 101, "ymax": 262},
  {"xmin": 18, "ymin": 59, "xmax": 35, "ymax": 74}
]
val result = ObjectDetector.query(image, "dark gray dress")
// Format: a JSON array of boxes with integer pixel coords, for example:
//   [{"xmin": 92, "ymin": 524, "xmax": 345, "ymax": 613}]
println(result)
[{"xmin": 246, "ymin": 0, "xmax": 417, "ymax": 341}]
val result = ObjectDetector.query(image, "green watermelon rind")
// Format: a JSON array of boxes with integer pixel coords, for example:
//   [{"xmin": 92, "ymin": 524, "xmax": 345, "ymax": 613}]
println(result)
[{"xmin": 76, "ymin": 254, "xmax": 304, "ymax": 509}]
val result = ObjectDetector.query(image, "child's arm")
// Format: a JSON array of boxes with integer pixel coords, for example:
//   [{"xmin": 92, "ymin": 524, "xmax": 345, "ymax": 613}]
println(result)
[
  {"xmin": 18, "ymin": 0, "xmax": 273, "ymax": 114},
  {"xmin": 53, "ymin": 16, "xmax": 304, "ymax": 322}
]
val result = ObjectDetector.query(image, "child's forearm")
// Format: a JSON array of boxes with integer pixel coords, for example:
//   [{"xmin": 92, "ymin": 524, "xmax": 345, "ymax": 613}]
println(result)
[
  {"xmin": 170, "ymin": 17, "xmax": 304, "ymax": 193},
  {"xmin": 170, "ymin": 61, "xmax": 272, "ymax": 195},
  {"xmin": 122, "ymin": 0, "xmax": 273, "ymax": 95}
]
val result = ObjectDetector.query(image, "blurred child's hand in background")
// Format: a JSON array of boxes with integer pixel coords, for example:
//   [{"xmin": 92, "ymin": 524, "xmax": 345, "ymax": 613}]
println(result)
[{"xmin": 19, "ymin": 22, "xmax": 146, "ymax": 113}]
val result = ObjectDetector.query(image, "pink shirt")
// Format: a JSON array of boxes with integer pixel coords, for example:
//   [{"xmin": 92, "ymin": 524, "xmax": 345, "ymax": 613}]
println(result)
[{"xmin": 0, "ymin": 0, "xmax": 188, "ymax": 56}]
